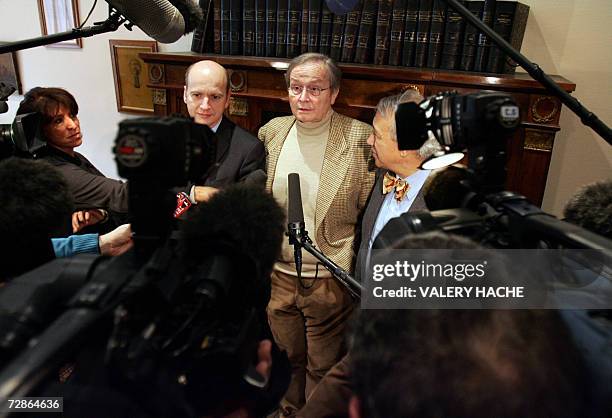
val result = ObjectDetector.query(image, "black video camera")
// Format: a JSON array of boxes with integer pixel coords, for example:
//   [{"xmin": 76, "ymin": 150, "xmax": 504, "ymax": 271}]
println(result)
[
  {"xmin": 0, "ymin": 117, "xmax": 286, "ymax": 417},
  {"xmin": 396, "ymin": 91, "xmax": 520, "ymax": 152},
  {"xmin": 376, "ymin": 91, "xmax": 612, "ymax": 254},
  {"xmin": 397, "ymin": 91, "xmax": 521, "ymax": 193},
  {"xmin": 114, "ymin": 117, "xmax": 216, "ymax": 250},
  {"xmin": 0, "ymin": 112, "xmax": 46, "ymax": 160}
]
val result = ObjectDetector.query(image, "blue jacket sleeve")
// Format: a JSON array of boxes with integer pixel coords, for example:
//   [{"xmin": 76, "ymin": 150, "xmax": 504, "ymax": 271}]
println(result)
[{"xmin": 51, "ymin": 234, "xmax": 100, "ymax": 258}]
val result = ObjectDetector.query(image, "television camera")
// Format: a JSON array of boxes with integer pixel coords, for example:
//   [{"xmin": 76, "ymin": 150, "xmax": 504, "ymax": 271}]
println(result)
[
  {"xmin": 0, "ymin": 116, "xmax": 288, "ymax": 417},
  {"xmin": 375, "ymin": 91, "xmax": 612, "ymax": 256}
]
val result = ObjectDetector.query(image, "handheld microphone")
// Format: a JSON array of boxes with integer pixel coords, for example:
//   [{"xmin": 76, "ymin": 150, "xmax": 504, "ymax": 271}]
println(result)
[
  {"xmin": 105, "ymin": 0, "xmax": 203, "ymax": 43},
  {"xmin": 287, "ymin": 173, "xmax": 306, "ymax": 278}
]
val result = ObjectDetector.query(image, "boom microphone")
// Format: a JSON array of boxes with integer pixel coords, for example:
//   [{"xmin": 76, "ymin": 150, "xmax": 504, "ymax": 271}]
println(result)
[
  {"xmin": 105, "ymin": 0, "xmax": 202, "ymax": 43},
  {"xmin": 287, "ymin": 173, "xmax": 306, "ymax": 278}
]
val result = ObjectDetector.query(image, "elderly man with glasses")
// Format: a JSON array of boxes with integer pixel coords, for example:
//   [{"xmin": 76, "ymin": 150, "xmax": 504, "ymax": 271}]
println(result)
[{"xmin": 258, "ymin": 53, "xmax": 375, "ymax": 416}]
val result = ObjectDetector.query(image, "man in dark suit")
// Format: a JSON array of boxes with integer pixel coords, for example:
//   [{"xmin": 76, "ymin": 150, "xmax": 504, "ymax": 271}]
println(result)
[
  {"xmin": 183, "ymin": 60, "xmax": 266, "ymax": 202},
  {"xmin": 297, "ymin": 89, "xmax": 441, "ymax": 418}
]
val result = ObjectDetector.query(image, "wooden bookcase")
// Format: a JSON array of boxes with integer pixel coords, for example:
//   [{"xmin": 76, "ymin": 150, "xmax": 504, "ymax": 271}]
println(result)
[{"xmin": 140, "ymin": 52, "xmax": 575, "ymax": 206}]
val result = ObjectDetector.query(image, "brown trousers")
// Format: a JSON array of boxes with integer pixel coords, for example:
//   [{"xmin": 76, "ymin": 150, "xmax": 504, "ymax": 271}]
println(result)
[
  {"xmin": 297, "ymin": 354, "xmax": 352, "ymax": 418},
  {"xmin": 267, "ymin": 269, "xmax": 355, "ymax": 414}
]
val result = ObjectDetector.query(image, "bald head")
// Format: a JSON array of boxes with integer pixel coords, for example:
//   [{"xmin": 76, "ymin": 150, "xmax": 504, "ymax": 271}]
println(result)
[
  {"xmin": 185, "ymin": 60, "xmax": 229, "ymax": 93},
  {"xmin": 183, "ymin": 60, "xmax": 231, "ymax": 127}
]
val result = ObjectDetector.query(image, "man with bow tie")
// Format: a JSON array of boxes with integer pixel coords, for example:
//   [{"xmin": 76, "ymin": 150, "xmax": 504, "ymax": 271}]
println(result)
[
  {"xmin": 297, "ymin": 89, "xmax": 439, "ymax": 418},
  {"xmin": 354, "ymin": 88, "xmax": 440, "ymax": 278}
]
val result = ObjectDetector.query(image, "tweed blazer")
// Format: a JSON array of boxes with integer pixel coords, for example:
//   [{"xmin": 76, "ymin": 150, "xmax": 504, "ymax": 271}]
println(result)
[{"xmin": 258, "ymin": 111, "xmax": 375, "ymax": 272}]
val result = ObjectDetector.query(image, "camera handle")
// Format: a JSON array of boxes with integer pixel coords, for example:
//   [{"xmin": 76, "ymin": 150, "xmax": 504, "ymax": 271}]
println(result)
[
  {"xmin": 0, "ymin": 84, "xmax": 16, "ymax": 114},
  {"xmin": 287, "ymin": 229, "xmax": 363, "ymax": 300},
  {"xmin": 444, "ymin": 0, "xmax": 611, "ymax": 145}
]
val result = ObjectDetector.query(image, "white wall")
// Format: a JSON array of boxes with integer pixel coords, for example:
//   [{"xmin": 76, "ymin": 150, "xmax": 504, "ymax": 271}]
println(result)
[
  {"xmin": 0, "ymin": 0, "xmax": 192, "ymax": 179},
  {"xmin": 1, "ymin": 0, "xmax": 611, "ymax": 215},
  {"xmin": 518, "ymin": 0, "xmax": 612, "ymax": 216}
]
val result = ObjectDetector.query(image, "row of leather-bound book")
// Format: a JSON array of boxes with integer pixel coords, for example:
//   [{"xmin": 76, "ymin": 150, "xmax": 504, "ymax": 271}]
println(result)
[{"xmin": 191, "ymin": 0, "xmax": 529, "ymax": 74}]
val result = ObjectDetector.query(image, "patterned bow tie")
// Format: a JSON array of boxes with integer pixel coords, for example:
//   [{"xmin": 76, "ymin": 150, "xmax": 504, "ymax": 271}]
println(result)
[{"xmin": 382, "ymin": 171, "xmax": 410, "ymax": 202}]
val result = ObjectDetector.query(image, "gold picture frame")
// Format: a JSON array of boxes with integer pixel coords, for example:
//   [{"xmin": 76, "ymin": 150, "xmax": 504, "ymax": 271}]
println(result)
[
  {"xmin": 37, "ymin": 0, "xmax": 82, "ymax": 49},
  {"xmin": 109, "ymin": 40, "xmax": 158, "ymax": 114},
  {"xmin": 0, "ymin": 49, "xmax": 22, "ymax": 95}
]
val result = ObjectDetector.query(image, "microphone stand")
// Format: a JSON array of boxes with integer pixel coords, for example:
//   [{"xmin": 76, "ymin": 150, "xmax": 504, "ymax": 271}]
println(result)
[
  {"xmin": 0, "ymin": 10, "xmax": 126, "ymax": 54},
  {"xmin": 443, "ymin": 0, "xmax": 612, "ymax": 145},
  {"xmin": 287, "ymin": 229, "xmax": 363, "ymax": 300}
]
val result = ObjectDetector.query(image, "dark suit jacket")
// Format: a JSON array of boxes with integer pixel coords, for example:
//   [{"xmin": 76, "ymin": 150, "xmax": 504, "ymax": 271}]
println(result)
[
  {"xmin": 199, "ymin": 117, "xmax": 266, "ymax": 188},
  {"xmin": 355, "ymin": 168, "xmax": 427, "ymax": 281}
]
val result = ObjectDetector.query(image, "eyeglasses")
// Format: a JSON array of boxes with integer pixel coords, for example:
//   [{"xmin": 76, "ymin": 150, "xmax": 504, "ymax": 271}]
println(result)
[{"xmin": 288, "ymin": 85, "xmax": 332, "ymax": 97}]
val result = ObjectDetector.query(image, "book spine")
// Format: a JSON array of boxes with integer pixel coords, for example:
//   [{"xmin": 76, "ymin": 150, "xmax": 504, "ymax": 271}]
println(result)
[
  {"xmin": 340, "ymin": 0, "xmax": 363, "ymax": 62},
  {"xmin": 266, "ymin": 0, "xmax": 278, "ymax": 56},
  {"xmin": 243, "ymin": 0, "xmax": 256, "ymax": 55},
  {"xmin": 374, "ymin": 0, "xmax": 394, "ymax": 65},
  {"xmin": 329, "ymin": 14, "xmax": 346, "ymax": 61},
  {"xmin": 213, "ymin": 0, "xmax": 222, "ymax": 53},
  {"xmin": 414, "ymin": 0, "xmax": 432, "ymax": 67},
  {"xmin": 202, "ymin": 0, "xmax": 216, "ymax": 52},
  {"xmin": 300, "ymin": 0, "xmax": 310, "ymax": 53},
  {"xmin": 319, "ymin": 2, "xmax": 333, "ymax": 56},
  {"xmin": 287, "ymin": 0, "xmax": 302, "ymax": 58},
  {"xmin": 229, "ymin": 0, "xmax": 242, "ymax": 55},
  {"xmin": 401, "ymin": 0, "xmax": 419, "ymax": 66},
  {"xmin": 255, "ymin": 0, "xmax": 266, "ymax": 56},
  {"xmin": 388, "ymin": 0, "xmax": 407, "ymax": 66},
  {"xmin": 472, "ymin": 0, "xmax": 494, "ymax": 72},
  {"xmin": 440, "ymin": 0, "xmax": 465, "ymax": 69},
  {"xmin": 426, "ymin": 0, "xmax": 446, "ymax": 68},
  {"xmin": 308, "ymin": 0, "xmax": 322, "ymax": 52},
  {"xmin": 502, "ymin": 2, "xmax": 529, "ymax": 74},
  {"xmin": 354, "ymin": 0, "xmax": 379, "ymax": 64},
  {"xmin": 485, "ymin": 1, "xmax": 512, "ymax": 73},
  {"xmin": 276, "ymin": 0, "xmax": 289, "ymax": 57},
  {"xmin": 191, "ymin": 0, "xmax": 207, "ymax": 52},
  {"xmin": 220, "ymin": 0, "xmax": 231, "ymax": 53},
  {"xmin": 459, "ymin": 0, "xmax": 483, "ymax": 71}
]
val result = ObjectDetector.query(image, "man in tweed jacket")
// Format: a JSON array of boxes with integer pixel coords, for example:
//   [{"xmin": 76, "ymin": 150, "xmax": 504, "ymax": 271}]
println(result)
[{"xmin": 258, "ymin": 53, "xmax": 374, "ymax": 416}]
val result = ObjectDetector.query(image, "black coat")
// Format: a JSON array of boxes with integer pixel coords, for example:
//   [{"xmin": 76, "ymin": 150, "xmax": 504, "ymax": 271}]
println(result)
[{"xmin": 197, "ymin": 117, "xmax": 266, "ymax": 188}]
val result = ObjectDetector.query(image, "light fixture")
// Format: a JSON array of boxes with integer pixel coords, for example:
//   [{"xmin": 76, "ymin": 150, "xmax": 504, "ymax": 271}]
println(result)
[{"xmin": 420, "ymin": 151, "xmax": 465, "ymax": 170}]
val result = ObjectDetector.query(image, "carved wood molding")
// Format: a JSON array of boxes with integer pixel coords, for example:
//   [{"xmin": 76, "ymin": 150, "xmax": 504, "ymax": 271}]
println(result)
[
  {"xmin": 229, "ymin": 70, "xmax": 247, "ymax": 92},
  {"xmin": 531, "ymin": 96, "xmax": 559, "ymax": 123},
  {"xmin": 148, "ymin": 64, "xmax": 164, "ymax": 84},
  {"xmin": 229, "ymin": 97, "xmax": 248, "ymax": 116},
  {"xmin": 524, "ymin": 128, "xmax": 554, "ymax": 152},
  {"xmin": 152, "ymin": 88, "xmax": 166, "ymax": 106}
]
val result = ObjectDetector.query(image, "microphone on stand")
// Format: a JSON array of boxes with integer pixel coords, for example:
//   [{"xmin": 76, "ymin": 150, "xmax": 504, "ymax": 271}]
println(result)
[
  {"xmin": 287, "ymin": 173, "xmax": 306, "ymax": 279},
  {"xmin": 0, "ymin": 0, "xmax": 203, "ymax": 54}
]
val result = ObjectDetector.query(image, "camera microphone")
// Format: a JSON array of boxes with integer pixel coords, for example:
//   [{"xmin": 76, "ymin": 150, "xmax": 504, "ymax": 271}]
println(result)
[
  {"xmin": 105, "ymin": 0, "xmax": 203, "ymax": 43},
  {"xmin": 180, "ymin": 183, "xmax": 285, "ymax": 308},
  {"xmin": 423, "ymin": 165, "xmax": 478, "ymax": 211},
  {"xmin": 287, "ymin": 173, "xmax": 305, "ymax": 279}
]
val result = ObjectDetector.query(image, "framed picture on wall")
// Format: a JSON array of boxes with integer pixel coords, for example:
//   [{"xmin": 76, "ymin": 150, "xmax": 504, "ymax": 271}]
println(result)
[
  {"xmin": 0, "ymin": 49, "xmax": 22, "ymax": 95},
  {"xmin": 109, "ymin": 40, "xmax": 158, "ymax": 114},
  {"xmin": 37, "ymin": 0, "xmax": 82, "ymax": 49}
]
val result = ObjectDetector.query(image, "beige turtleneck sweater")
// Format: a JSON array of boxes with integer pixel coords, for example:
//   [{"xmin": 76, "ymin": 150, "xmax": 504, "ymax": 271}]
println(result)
[{"xmin": 272, "ymin": 110, "xmax": 333, "ymax": 278}]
